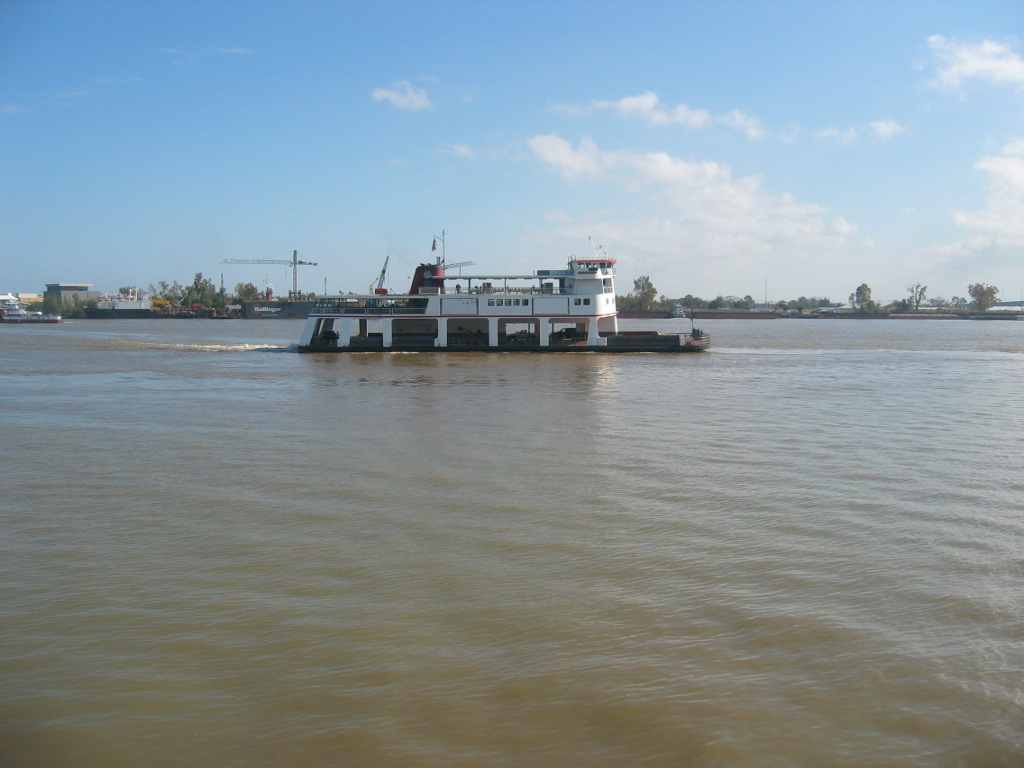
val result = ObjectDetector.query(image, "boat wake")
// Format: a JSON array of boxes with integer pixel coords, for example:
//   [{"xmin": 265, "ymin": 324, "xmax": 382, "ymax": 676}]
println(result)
[
  {"xmin": 101, "ymin": 339, "xmax": 295, "ymax": 353},
  {"xmin": 169, "ymin": 342, "xmax": 297, "ymax": 353}
]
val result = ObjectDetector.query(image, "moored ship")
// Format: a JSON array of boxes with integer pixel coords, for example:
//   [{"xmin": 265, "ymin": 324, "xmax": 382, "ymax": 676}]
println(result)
[
  {"xmin": 242, "ymin": 300, "xmax": 317, "ymax": 319},
  {"xmin": 84, "ymin": 292, "xmax": 154, "ymax": 319},
  {"xmin": 297, "ymin": 254, "xmax": 708, "ymax": 353}
]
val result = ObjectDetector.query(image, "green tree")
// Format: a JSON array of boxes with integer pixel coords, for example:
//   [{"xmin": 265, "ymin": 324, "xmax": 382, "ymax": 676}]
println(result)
[
  {"xmin": 907, "ymin": 283, "xmax": 927, "ymax": 311},
  {"xmin": 181, "ymin": 273, "xmax": 219, "ymax": 309},
  {"xmin": 967, "ymin": 283, "xmax": 999, "ymax": 311},
  {"xmin": 148, "ymin": 281, "xmax": 184, "ymax": 302},
  {"xmin": 234, "ymin": 282, "xmax": 262, "ymax": 302},
  {"xmin": 849, "ymin": 283, "xmax": 878, "ymax": 314},
  {"xmin": 48, "ymin": 295, "xmax": 87, "ymax": 318},
  {"xmin": 679, "ymin": 294, "xmax": 707, "ymax": 309},
  {"xmin": 631, "ymin": 275, "xmax": 659, "ymax": 311}
]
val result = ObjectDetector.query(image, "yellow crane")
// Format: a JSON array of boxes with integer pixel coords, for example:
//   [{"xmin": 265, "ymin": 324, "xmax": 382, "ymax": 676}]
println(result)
[{"xmin": 219, "ymin": 250, "xmax": 318, "ymax": 298}]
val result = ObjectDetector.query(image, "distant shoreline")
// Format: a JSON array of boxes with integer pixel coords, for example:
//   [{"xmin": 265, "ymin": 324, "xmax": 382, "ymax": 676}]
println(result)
[
  {"xmin": 77, "ymin": 306, "xmax": 1024, "ymax": 321},
  {"xmin": 623, "ymin": 309, "xmax": 1024, "ymax": 321}
]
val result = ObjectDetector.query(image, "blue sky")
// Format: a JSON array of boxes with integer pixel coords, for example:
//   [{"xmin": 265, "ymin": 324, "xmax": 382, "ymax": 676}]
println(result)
[{"xmin": 2, "ymin": 0, "xmax": 1022, "ymax": 303}]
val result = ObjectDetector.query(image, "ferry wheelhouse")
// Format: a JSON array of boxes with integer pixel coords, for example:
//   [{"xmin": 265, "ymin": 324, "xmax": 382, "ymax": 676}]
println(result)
[{"xmin": 297, "ymin": 256, "xmax": 708, "ymax": 353}]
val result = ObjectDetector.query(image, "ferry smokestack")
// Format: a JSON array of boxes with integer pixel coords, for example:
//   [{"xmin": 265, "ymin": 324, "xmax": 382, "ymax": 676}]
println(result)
[{"xmin": 408, "ymin": 263, "xmax": 445, "ymax": 295}]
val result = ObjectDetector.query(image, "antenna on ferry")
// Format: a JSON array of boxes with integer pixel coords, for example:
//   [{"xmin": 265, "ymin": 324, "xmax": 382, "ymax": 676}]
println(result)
[
  {"xmin": 432, "ymin": 230, "xmax": 445, "ymax": 266},
  {"xmin": 588, "ymin": 236, "xmax": 607, "ymax": 258}
]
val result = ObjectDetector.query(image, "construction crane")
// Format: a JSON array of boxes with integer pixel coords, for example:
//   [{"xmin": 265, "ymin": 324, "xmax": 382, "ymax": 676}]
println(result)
[
  {"xmin": 371, "ymin": 256, "xmax": 389, "ymax": 293},
  {"xmin": 219, "ymin": 250, "xmax": 318, "ymax": 298}
]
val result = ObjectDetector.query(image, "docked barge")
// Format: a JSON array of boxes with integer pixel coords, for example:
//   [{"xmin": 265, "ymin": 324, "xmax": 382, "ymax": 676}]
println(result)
[{"xmin": 297, "ymin": 255, "xmax": 708, "ymax": 353}]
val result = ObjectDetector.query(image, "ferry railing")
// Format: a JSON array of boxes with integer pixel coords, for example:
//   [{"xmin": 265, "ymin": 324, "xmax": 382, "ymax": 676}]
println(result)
[{"xmin": 312, "ymin": 301, "xmax": 427, "ymax": 316}]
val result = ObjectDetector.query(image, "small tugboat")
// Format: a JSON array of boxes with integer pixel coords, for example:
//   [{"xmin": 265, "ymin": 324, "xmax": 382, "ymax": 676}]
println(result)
[
  {"xmin": 0, "ymin": 306, "xmax": 63, "ymax": 324},
  {"xmin": 298, "ymin": 252, "xmax": 708, "ymax": 353}
]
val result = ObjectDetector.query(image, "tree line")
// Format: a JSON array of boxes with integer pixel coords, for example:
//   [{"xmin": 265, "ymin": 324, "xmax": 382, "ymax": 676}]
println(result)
[
  {"xmin": 144, "ymin": 273, "xmax": 267, "ymax": 308},
  {"xmin": 619, "ymin": 276, "xmax": 1003, "ymax": 313},
  {"xmin": 35, "ymin": 273, "xmax": 316, "ymax": 317},
  {"xmin": 144, "ymin": 273, "xmax": 315, "ymax": 305},
  {"xmin": 847, "ymin": 282, "xmax": 1000, "ymax": 313}
]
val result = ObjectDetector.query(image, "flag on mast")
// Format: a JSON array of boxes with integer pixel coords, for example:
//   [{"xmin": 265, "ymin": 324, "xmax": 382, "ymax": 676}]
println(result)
[{"xmin": 431, "ymin": 239, "xmax": 437, "ymax": 251}]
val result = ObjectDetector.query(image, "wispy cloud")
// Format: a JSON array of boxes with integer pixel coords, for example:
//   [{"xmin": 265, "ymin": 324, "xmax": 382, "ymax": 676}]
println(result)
[
  {"xmin": 953, "ymin": 138, "xmax": 1024, "ymax": 246},
  {"xmin": 160, "ymin": 46, "xmax": 253, "ymax": 66},
  {"xmin": 88, "ymin": 75, "xmax": 140, "ymax": 87},
  {"xmin": 718, "ymin": 109, "xmax": 765, "ymax": 140},
  {"xmin": 927, "ymin": 35, "xmax": 1024, "ymax": 90},
  {"xmin": 590, "ymin": 91, "xmax": 712, "ymax": 128},
  {"xmin": 372, "ymin": 81, "xmax": 432, "ymax": 111},
  {"xmin": 47, "ymin": 88, "xmax": 93, "ymax": 105},
  {"xmin": 815, "ymin": 120, "xmax": 907, "ymax": 145},
  {"xmin": 869, "ymin": 120, "xmax": 907, "ymax": 141},
  {"xmin": 815, "ymin": 126, "xmax": 860, "ymax": 145},
  {"xmin": 441, "ymin": 144, "xmax": 474, "ymax": 159},
  {"xmin": 554, "ymin": 91, "xmax": 764, "ymax": 140}
]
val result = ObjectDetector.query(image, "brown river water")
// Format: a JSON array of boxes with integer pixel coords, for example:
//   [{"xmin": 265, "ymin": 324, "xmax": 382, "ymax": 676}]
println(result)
[{"xmin": 2, "ymin": 317, "xmax": 1022, "ymax": 767}]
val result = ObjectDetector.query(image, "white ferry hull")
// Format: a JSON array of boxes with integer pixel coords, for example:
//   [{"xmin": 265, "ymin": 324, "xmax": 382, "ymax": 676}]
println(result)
[{"xmin": 298, "ymin": 337, "xmax": 708, "ymax": 353}]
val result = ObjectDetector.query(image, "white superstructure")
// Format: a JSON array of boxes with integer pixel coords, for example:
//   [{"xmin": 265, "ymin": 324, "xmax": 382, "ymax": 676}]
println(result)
[
  {"xmin": 298, "ymin": 255, "xmax": 707, "ymax": 353},
  {"xmin": 93, "ymin": 289, "xmax": 152, "ymax": 311}
]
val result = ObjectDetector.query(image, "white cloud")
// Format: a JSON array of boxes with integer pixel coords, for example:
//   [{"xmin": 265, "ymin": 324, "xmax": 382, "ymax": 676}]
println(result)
[
  {"xmin": 442, "ymin": 144, "xmax": 475, "ymax": 159},
  {"xmin": 832, "ymin": 216, "xmax": 856, "ymax": 236},
  {"xmin": 591, "ymin": 91, "xmax": 712, "ymax": 128},
  {"xmin": 928, "ymin": 140, "xmax": 1024, "ymax": 293},
  {"xmin": 953, "ymin": 138, "xmax": 1024, "ymax": 246},
  {"xmin": 160, "ymin": 46, "xmax": 252, "ymax": 66},
  {"xmin": 869, "ymin": 120, "xmax": 907, "ymax": 141},
  {"xmin": 927, "ymin": 35, "xmax": 1024, "ymax": 90},
  {"xmin": 556, "ymin": 91, "xmax": 766, "ymax": 139},
  {"xmin": 527, "ymin": 134, "xmax": 609, "ymax": 180},
  {"xmin": 527, "ymin": 134, "xmax": 857, "ymax": 294},
  {"xmin": 372, "ymin": 81, "xmax": 432, "ymax": 111},
  {"xmin": 718, "ymin": 109, "xmax": 765, "ymax": 140},
  {"xmin": 1003, "ymin": 138, "xmax": 1024, "ymax": 156},
  {"xmin": 815, "ymin": 126, "xmax": 859, "ymax": 145},
  {"xmin": 815, "ymin": 121, "xmax": 907, "ymax": 145}
]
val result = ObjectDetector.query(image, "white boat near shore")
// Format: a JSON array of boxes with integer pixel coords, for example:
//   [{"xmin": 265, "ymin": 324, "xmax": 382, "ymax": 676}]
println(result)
[
  {"xmin": 0, "ymin": 305, "xmax": 62, "ymax": 324},
  {"xmin": 297, "ymin": 253, "xmax": 708, "ymax": 353}
]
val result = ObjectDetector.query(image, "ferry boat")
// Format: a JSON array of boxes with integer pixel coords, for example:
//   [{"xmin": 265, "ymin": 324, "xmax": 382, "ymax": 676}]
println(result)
[{"xmin": 297, "ymin": 254, "xmax": 708, "ymax": 353}]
